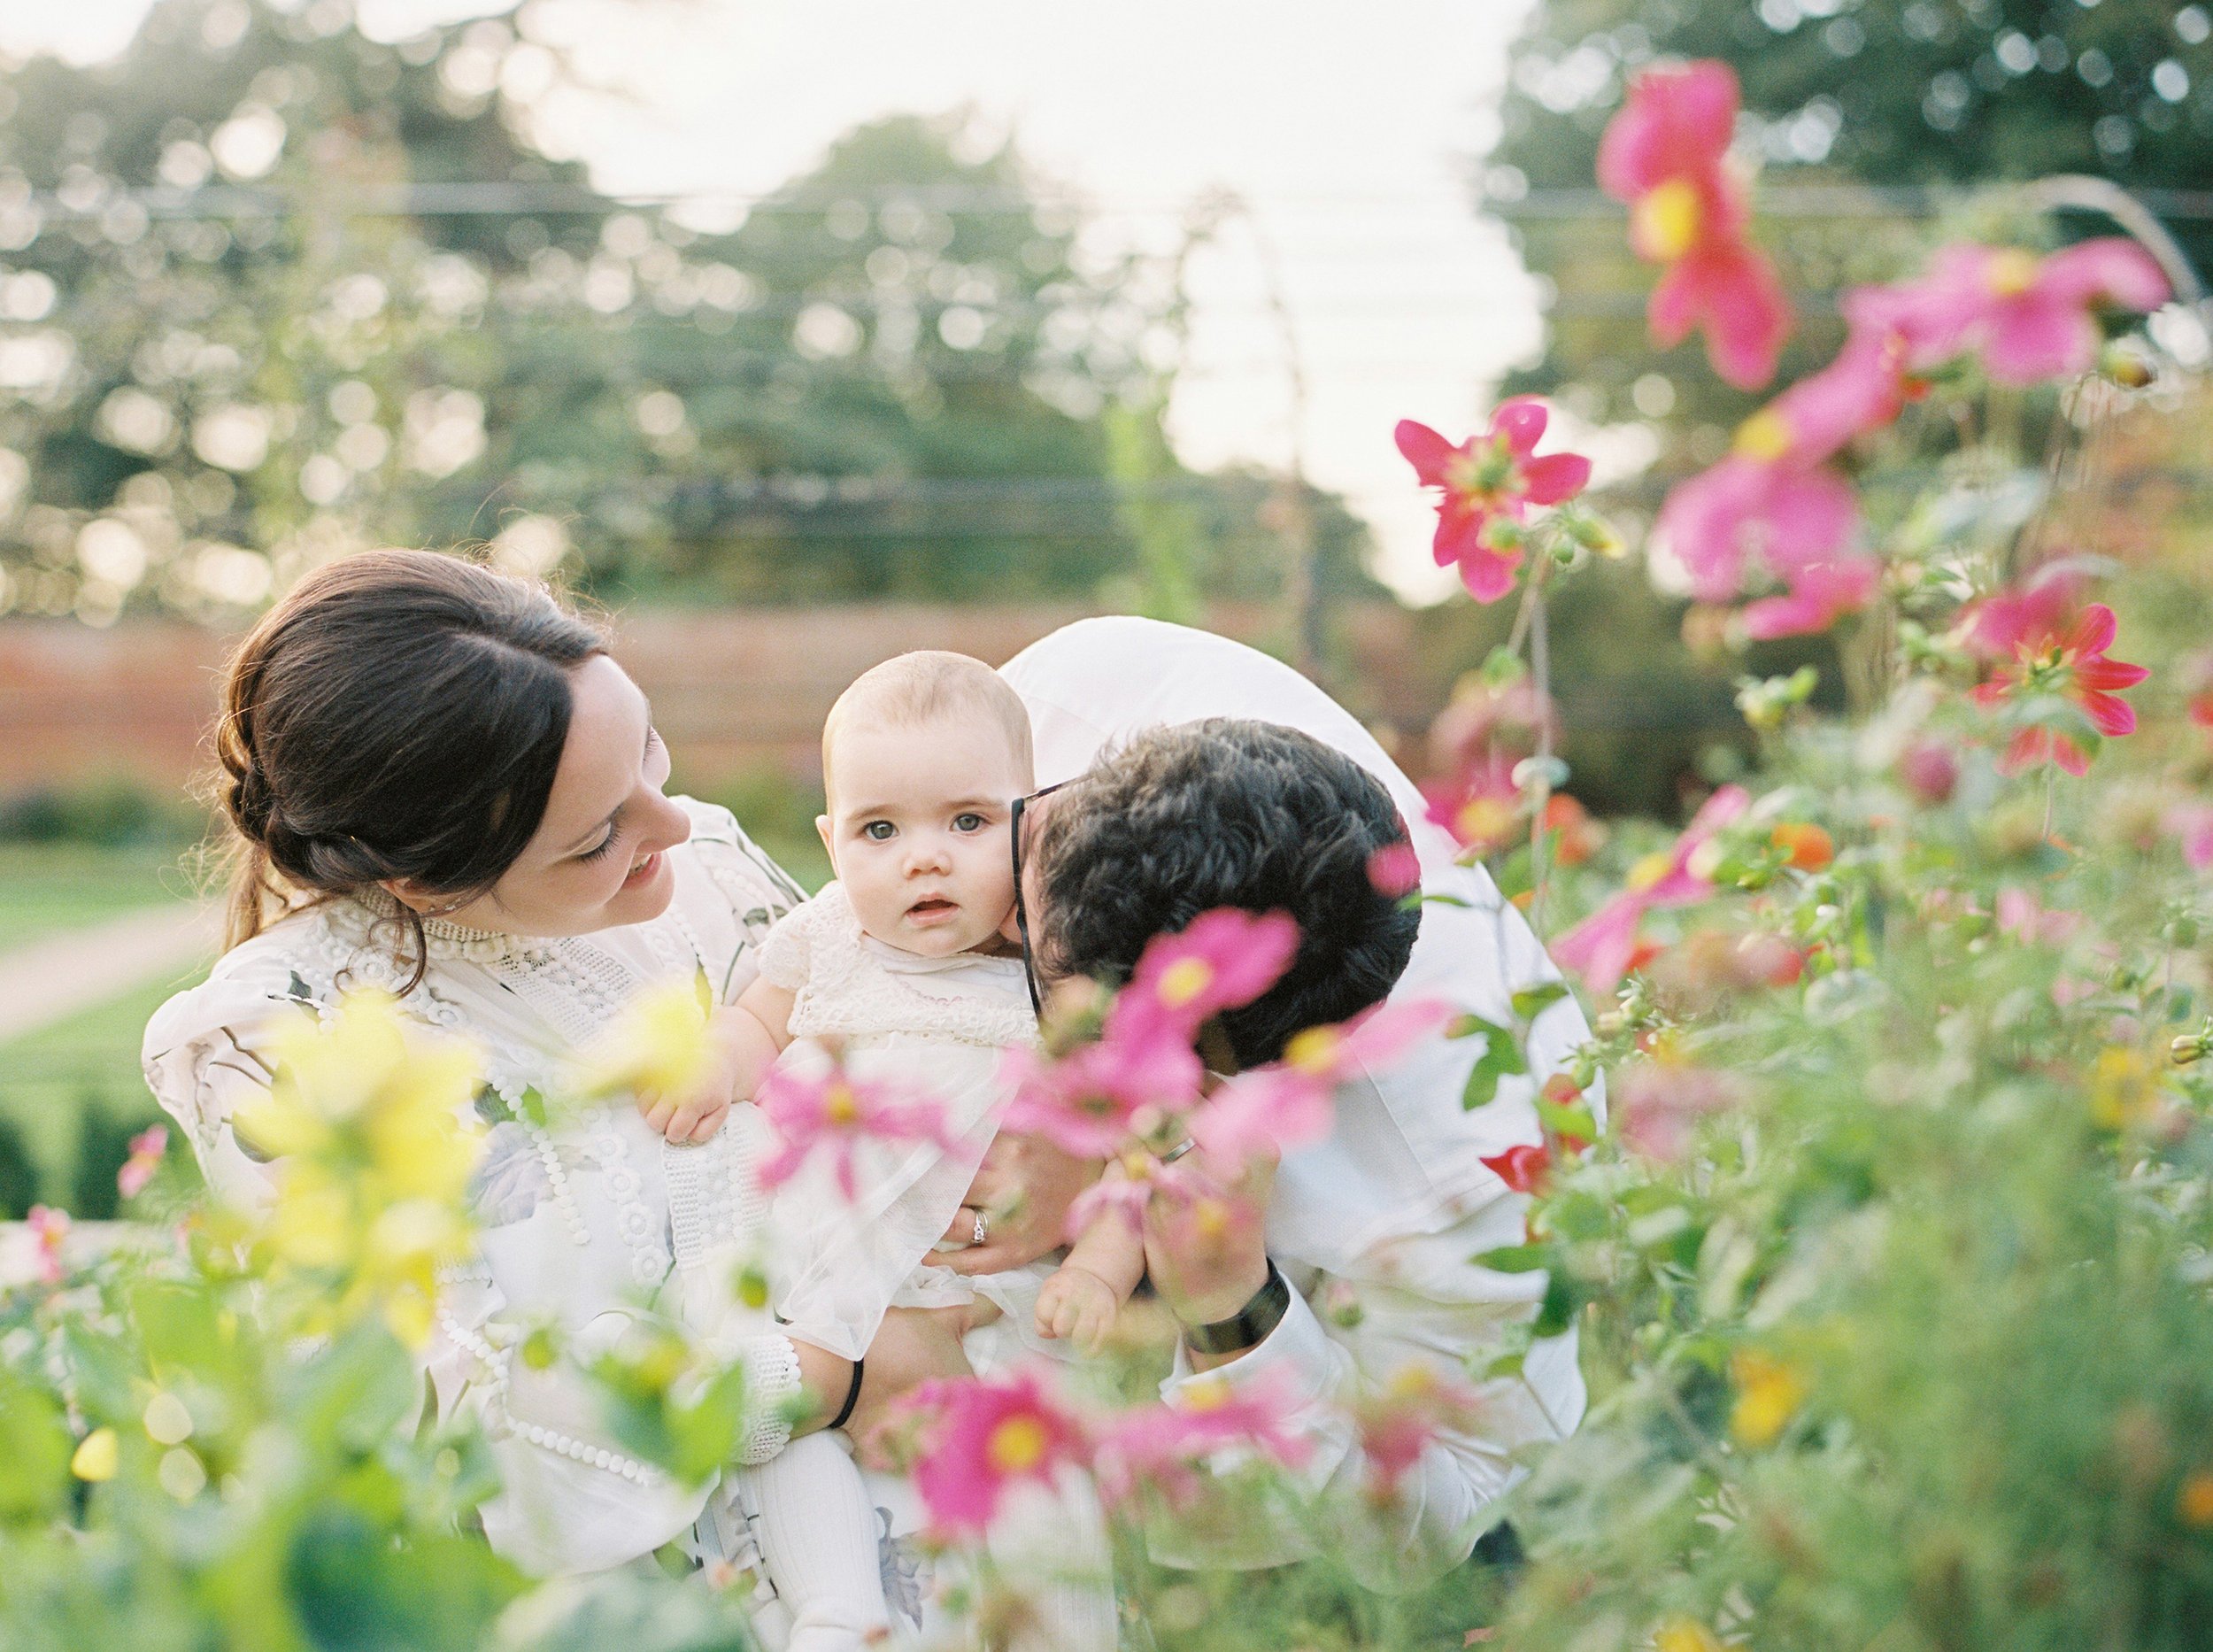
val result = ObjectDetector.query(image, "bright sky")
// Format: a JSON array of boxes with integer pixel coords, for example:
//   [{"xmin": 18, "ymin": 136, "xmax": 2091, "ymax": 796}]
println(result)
[{"xmin": 3, "ymin": 0, "xmax": 1566, "ymax": 601}]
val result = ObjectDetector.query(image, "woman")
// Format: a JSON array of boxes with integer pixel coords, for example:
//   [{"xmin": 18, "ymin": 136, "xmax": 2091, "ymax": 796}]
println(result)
[{"xmin": 141, "ymin": 551, "xmax": 999, "ymax": 1639}]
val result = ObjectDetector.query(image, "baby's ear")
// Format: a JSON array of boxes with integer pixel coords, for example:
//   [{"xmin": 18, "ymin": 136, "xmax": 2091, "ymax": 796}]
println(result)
[{"xmin": 814, "ymin": 814, "xmax": 833, "ymax": 858}]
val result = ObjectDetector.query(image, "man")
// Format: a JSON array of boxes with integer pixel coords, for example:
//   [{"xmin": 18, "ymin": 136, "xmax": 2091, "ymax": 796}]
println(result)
[{"xmin": 938, "ymin": 615, "xmax": 1598, "ymax": 1581}]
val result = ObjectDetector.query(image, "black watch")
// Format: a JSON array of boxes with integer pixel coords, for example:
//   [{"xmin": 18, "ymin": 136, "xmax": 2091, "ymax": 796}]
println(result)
[{"xmin": 1184, "ymin": 1262, "xmax": 1291, "ymax": 1356}]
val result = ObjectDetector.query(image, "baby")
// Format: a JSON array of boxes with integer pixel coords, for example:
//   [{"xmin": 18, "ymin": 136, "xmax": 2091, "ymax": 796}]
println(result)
[{"xmin": 645, "ymin": 651, "xmax": 1139, "ymax": 1651}]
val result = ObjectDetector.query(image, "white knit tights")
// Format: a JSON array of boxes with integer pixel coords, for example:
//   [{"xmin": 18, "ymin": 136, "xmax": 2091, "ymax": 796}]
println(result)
[{"xmin": 742, "ymin": 1431, "xmax": 892, "ymax": 1652}]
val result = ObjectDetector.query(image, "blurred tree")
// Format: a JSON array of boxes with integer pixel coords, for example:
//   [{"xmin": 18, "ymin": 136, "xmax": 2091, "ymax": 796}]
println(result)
[{"xmin": 0, "ymin": 0, "xmax": 1377, "ymax": 621}]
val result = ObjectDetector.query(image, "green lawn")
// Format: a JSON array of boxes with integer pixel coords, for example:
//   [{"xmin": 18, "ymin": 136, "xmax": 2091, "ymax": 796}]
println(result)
[{"xmin": 0, "ymin": 842, "xmax": 200, "ymax": 953}]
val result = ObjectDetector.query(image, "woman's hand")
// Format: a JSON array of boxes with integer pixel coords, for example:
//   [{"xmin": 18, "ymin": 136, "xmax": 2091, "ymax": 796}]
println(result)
[
  {"xmin": 1141, "ymin": 1142, "xmax": 1277, "ymax": 1363},
  {"xmin": 925, "ymin": 1131, "xmax": 1099, "ymax": 1275}
]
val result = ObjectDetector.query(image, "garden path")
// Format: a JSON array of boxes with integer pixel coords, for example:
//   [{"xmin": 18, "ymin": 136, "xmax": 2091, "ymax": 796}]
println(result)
[{"xmin": 0, "ymin": 901, "xmax": 219, "ymax": 1046}]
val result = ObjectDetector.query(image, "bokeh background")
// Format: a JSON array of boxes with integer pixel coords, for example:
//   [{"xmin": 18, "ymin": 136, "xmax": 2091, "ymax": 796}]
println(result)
[{"xmin": 2, "ymin": 0, "xmax": 2207, "ymax": 1213}]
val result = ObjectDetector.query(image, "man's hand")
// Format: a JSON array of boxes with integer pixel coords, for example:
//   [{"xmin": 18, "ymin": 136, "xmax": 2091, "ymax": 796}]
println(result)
[
  {"xmin": 924, "ymin": 1131, "xmax": 1099, "ymax": 1275},
  {"xmin": 1142, "ymin": 1142, "xmax": 1277, "ymax": 1359},
  {"xmin": 844, "ymin": 1303, "xmax": 985, "ymax": 1440}
]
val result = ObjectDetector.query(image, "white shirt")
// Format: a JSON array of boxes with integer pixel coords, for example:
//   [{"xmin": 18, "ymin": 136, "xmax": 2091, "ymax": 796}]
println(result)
[{"xmin": 1002, "ymin": 616, "xmax": 1600, "ymax": 1578}]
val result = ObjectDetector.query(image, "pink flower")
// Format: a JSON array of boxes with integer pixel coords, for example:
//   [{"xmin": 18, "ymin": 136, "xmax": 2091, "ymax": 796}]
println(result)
[
  {"xmin": 1422, "ymin": 750, "xmax": 1524, "ymax": 857},
  {"xmin": 1117, "ymin": 907, "xmax": 1301, "ymax": 1044},
  {"xmin": 1897, "ymin": 740, "xmax": 1961, "ymax": 806},
  {"xmin": 27, "ymin": 1205, "xmax": 69, "ymax": 1285},
  {"xmin": 1553, "ymin": 785, "xmax": 1752, "ymax": 992},
  {"xmin": 1064, "ymin": 1148, "xmax": 1203, "ymax": 1238},
  {"xmin": 1395, "ymin": 402, "xmax": 1592, "ymax": 602},
  {"xmin": 1191, "ymin": 1000, "xmax": 1456, "ymax": 1163},
  {"xmin": 1348, "ymin": 1364, "xmax": 1487, "ymax": 1497},
  {"xmin": 1848, "ymin": 239, "xmax": 2171, "ymax": 385},
  {"xmin": 909, "ymin": 1370, "xmax": 1091, "ymax": 1536},
  {"xmin": 1962, "ymin": 579, "xmax": 2148, "ymax": 776},
  {"xmin": 1740, "ymin": 557, "xmax": 1883, "ymax": 641},
  {"xmin": 1002, "ymin": 1026, "xmax": 1206, "ymax": 1158},
  {"xmin": 1094, "ymin": 1372, "xmax": 1312, "ymax": 1508},
  {"xmin": 1995, "ymin": 887, "xmax": 2081, "ymax": 947},
  {"xmin": 1366, "ymin": 840, "xmax": 1423, "ymax": 898},
  {"xmin": 1615, "ymin": 1060, "xmax": 1746, "ymax": 1162},
  {"xmin": 754, "ymin": 1064, "xmax": 955, "ymax": 1201},
  {"xmin": 2167, "ymin": 802, "xmax": 2213, "ymax": 872},
  {"xmin": 1734, "ymin": 327, "xmax": 1916, "ymax": 469},
  {"xmin": 117, "ymin": 1124, "xmax": 168, "ymax": 1200},
  {"xmin": 1006, "ymin": 908, "xmax": 1302, "ymax": 1156},
  {"xmin": 1655, "ymin": 455, "xmax": 1862, "ymax": 606},
  {"xmin": 1598, "ymin": 60, "xmax": 1792, "ymax": 390}
]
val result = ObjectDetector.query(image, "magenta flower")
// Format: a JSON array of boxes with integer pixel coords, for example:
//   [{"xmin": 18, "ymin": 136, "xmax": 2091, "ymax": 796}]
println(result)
[
  {"xmin": 1962, "ymin": 579, "xmax": 2148, "ymax": 776},
  {"xmin": 1598, "ymin": 60, "xmax": 1792, "ymax": 390},
  {"xmin": 1002, "ymin": 1029, "xmax": 1206, "ymax": 1159},
  {"xmin": 1656, "ymin": 455, "xmax": 1862, "ymax": 607},
  {"xmin": 117, "ymin": 1124, "xmax": 168, "ymax": 1200},
  {"xmin": 1847, "ymin": 239, "xmax": 2170, "ymax": 385},
  {"xmin": 909, "ymin": 1370, "xmax": 1091, "ymax": 1537},
  {"xmin": 754, "ymin": 1064, "xmax": 956, "ymax": 1201},
  {"xmin": 1005, "ymin": 907, "xmax": 1301, "ymax": 1156},
  {"xmin": 1115, "ymin": 907, "xmax": 1302, "ymax": 1046},
  {"xmin": 1395, "ymin": 402, "xmax": 1592, "ymax": 602},
  {"xmin": 1365, "ymin": 840, "xmax": 1423, "ymax": 898},
  {"xmin": 1736, "ymin": 327, "xmax": 1915, "ymax": 469},
  {"xmin": 27, "ymin": 1205, "xmax": 69, "ymax": 1285},
  {"xmin": 1191, "ymin": 999, "xmax": 1455, "ymax": 1163},
  {"xmin": 1553, "ymin": 785, "xmax": 1751, "ymax": 992},
  {"xmin": 1094, "ymin": 1373, "xmax": 1312, "ymax": 1509},
  {"xmin": 1740, "ymin": 557, "xmax": 1883, "ymax": 642}
]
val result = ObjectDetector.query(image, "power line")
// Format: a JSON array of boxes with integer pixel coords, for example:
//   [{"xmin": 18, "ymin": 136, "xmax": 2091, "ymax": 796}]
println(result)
[{"xmin": 20, "ymin": 181, "xmax": 2213, "ymax": 223}]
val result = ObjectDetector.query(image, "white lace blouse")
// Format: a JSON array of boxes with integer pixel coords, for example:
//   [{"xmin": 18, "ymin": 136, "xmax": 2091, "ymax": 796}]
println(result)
[{"xmin": 142, "ymin": 799, "xmax": 808, "ymax": 1576}]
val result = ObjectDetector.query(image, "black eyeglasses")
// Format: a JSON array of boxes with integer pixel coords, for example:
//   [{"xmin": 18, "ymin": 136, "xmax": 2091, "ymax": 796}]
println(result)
[{"xmin": 1010, "ymin": 781, "xmax": 1068, "ymax": 1018}]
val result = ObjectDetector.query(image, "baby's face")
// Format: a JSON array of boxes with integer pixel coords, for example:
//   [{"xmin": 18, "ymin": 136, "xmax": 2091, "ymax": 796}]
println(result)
[{"xmin": 818, "ymin": 714, "xmax": 1029, "ymax": 958}]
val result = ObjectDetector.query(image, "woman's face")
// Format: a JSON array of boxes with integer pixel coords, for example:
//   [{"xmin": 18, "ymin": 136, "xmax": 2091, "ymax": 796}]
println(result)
[{"xmin": 407, "ymin": 654, "xmax": 691, "ymax": 938}]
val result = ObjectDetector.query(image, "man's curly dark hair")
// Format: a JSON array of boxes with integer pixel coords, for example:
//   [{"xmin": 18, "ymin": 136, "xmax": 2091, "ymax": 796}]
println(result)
[{"xmin": 1029, "ymin": 718, "xmax": 1421, "ymax": 1069}]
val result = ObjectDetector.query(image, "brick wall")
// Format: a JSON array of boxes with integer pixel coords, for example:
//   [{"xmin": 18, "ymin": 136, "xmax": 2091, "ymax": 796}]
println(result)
[{"xmin": 0, "ymin": 602, "xmax": 1426, "ymax": 797}]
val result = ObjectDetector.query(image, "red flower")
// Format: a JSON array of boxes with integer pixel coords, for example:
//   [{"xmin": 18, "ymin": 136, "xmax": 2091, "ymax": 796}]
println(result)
[
  {"xmin": 1480, "ymin": 1142, "xmax": 1550, "ymax": 1194},
  {"xmin": 1553, "ymin": 784, "xmax": 1751, "ymax": 991},
  {"xmin": 1598, "ymin": 61, "xmax": 1792, "ymax": 390},
  {"xmin": 1962, "ymin": 576, "xmax": 2148, "ymax": 776},
  {"xmin": 1395, "ymin": 400, "xmax": 1591, "ymax": 603}
]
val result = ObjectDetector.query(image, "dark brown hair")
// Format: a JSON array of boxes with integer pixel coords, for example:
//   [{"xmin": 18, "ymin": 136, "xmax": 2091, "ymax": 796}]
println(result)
[
  {"xmin": 1029, "ymin": 719, "xmax": 1420, "ymax": 1069},
  {"xmin": 212, "ymin": 549, "xmax": 607, "ymax": 979}
]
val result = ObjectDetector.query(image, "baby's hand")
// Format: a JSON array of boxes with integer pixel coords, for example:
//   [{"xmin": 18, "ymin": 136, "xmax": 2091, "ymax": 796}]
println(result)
[
  {"xmin": 636, "ymin": 1022, "xmax": 746, "ymax": 1145},
  {"xmin": 641, "ymin": 1085, "xmax": 732, "ymax": 1145},
  {"xmin": 1035, "ymin": 1264, "xmax": 1120, "ymax": 1355}
]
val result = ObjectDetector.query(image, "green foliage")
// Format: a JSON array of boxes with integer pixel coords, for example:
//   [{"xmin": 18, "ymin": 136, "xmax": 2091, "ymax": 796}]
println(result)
[{"xmin": 0, "ymin": 0, "xmax": 1380, "ymax": 621}]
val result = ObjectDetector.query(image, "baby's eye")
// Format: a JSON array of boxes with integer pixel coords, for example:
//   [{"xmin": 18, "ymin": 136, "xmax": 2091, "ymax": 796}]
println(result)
[
  {"xmin": 862, "ymin": 821, "xmax": 897, "ymax": 842},
  {"xmin": 952, "ymin": 812, "xmax": 987, "ymax": 833}
]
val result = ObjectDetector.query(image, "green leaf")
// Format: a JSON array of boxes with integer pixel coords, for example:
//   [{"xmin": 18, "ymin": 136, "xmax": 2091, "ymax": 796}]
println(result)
[
  {"xmin": 0, "ymin": 1368, "xmax": 71, "ymax": 1523},
  {"xmin": 1538, "ymin": 1097, "xmax": 1600, "ymax": 1144},
  {"xmin": 1510, "ymin": 981, "xmax": 1570, "ymax": 1023},
  {"xmin": 1474, "ymin": 1243, "xmax": 1552, "ymax": 1274},
  {"xmin": 1457, "ymin": 1015, "xmax": 1529, "ymax": 1110}
]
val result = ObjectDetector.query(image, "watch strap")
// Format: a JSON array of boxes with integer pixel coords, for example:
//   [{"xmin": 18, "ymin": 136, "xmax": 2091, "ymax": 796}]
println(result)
[{"xmin": 1184, "ymin": 1262, "xmax": 1291, "ymax": 1356}]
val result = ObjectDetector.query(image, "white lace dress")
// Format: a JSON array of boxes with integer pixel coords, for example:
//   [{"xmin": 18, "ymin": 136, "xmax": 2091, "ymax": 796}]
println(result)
[
  {"xmin": 749, "ymin": 883, "xmax": 1057, "ymax": 1369},
  {"xmin": 141, "ymin": 802, "xmax": 824, "ymax": 1579}
]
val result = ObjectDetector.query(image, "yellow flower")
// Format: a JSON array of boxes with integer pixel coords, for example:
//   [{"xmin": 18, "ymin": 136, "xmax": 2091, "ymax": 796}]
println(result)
[
  {"xmin": 70, "ymin": 1427, "xmax": 119, "ymax": 1483},
  {"xmin": 2179, "ymin": 1469, "xmax": 2213, "ymax": 1527},
  {"xmin": 2089, "ymin": 1046, "xmax": 2157, "ymax": 1131},
  {"xmin": 1730, "ymin": 1348, "xmax": 1808, "ymax": 1448},
  {"xmin": 1654, "ymin": 1620, "xmax": 1725, "ymax": 1652},
  {"xmin": 580, "ymin": 976, "xmax": 719, "ymax": 1102}
]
